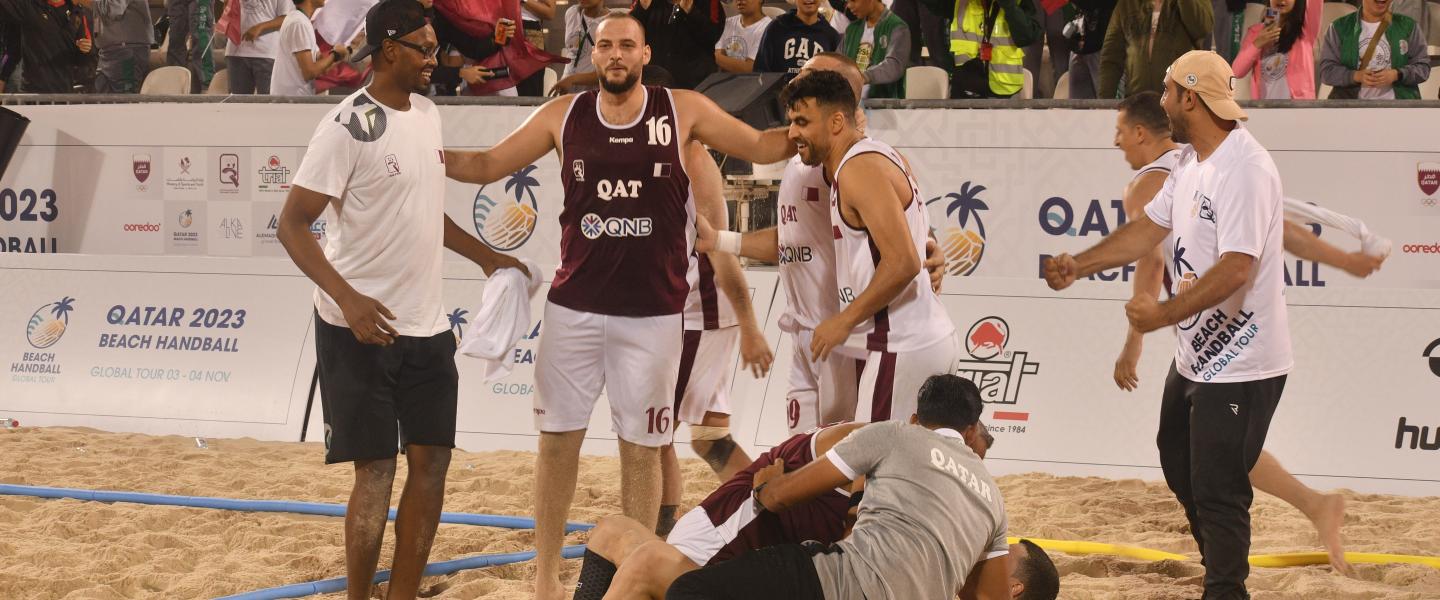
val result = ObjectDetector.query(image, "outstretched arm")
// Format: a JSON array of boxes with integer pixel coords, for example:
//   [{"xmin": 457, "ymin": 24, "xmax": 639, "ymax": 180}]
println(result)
[
  {"xmin": 754, "ymin": 457, "xmax": 853, "ymax": 513},
  {"xmin": 1125, "ymin": 252, "xmax": 1253, "ymax": 333},
  {"xmin": 443, "ymin": 216, "xmax": 528, "ymax": 277},
  {"xmin": 678, "ymin": 90, "xmax": 796, "ymax": 165},
  {"xmin": 445, "ymin": 98, "xmax": 566, "ymax": 184},
  {"xmin": 1282, "ymin": 220, "xmax": 1382, "ymax": 278},
  {"xmin": 1044, "ymin": 216, "xmax": 1170, "ymax": 291}
]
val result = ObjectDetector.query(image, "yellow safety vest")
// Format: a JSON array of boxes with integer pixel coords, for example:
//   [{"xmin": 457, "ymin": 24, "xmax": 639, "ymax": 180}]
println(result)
[{"xmin": 950, "ymin": 0, "xmax": 1024, "ymax": 96}]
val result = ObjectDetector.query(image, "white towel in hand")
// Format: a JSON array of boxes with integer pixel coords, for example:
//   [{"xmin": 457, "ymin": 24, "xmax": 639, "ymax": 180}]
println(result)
[{"xmin": 458, "ymin": 259, "xmax": 543, "ymax": 382}]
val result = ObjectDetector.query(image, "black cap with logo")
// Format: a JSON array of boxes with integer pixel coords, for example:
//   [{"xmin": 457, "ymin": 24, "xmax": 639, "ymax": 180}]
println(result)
[{"xmin": 349, "ymin": 0, "xmax": 430, "ymax": 63}]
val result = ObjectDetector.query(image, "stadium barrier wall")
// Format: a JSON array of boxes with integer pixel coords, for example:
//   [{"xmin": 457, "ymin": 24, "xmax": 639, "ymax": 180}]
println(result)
[{"xmin": 2, "ymin": 102, "xmax": 1438, "ymax": 495}]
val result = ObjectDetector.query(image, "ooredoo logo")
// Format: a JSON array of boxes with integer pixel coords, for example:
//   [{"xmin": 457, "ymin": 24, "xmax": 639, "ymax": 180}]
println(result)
[
  {"xmin": 123, "ymin": 223, "xmax": 161, "ymax": 232},
  {"xmin": 473, "ymin": 165, "xmax": 540, "ymax": 251},
  {"xmin": 26, "ymin": 296, "xmax": 75, "ymax": 349},
  {"xmin": 1402, "ymin": 242, "xmax": 1440, "ymax": 255},
  {"xmin": 925, "ymin": 182, "xmax": 989, "ymax": 276}
]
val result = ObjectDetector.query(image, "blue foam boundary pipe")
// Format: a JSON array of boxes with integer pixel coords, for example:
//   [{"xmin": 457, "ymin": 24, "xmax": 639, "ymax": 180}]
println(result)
[
  {"xmin": 213, "ymin": 545, "xmax": 588, "ymax": 600},
  {"xmin": 0, "ymin": 484, "xmax": 593, "ymax": 533}
]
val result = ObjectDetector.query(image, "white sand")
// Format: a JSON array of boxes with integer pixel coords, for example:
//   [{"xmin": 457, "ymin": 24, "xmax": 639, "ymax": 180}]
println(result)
[{"xmin": 2, "ymin": 427, "xmax": 1438, "ymax": 599}]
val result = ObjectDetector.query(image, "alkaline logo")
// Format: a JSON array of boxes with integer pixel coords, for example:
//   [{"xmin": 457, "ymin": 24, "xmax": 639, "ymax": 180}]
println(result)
[
  {"xmin": 926, "ymin": 182, "xmax": 989, "ymax": 276},
  {"xmin": 473, "ymin": 165, "xmax": 540, "ymax": 251},
  {"xmin": 27, "ymin": 296, "xmax": 75, "ymax": 349}
]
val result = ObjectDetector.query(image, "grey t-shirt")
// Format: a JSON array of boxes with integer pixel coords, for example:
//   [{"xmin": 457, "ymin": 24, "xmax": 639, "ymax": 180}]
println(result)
[{"xmin": 815, "ymin": 421, "xmax": 1008, "ymax": 600}]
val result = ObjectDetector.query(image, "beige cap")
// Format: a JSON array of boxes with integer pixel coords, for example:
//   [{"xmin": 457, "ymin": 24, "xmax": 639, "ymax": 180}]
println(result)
[{"xmin": 1167, "ymin": 50, "xmax": 1248, "ymax": 122}]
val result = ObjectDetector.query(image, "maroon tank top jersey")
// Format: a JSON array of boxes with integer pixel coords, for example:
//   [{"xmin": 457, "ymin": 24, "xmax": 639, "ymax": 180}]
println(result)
[
  {"xmin": 699, "ymin": 428, "xmax": 850, "ymax": 565},
  {"xmin": 549, "ymin": 86, "xmax": 695, "ymax": 316}
]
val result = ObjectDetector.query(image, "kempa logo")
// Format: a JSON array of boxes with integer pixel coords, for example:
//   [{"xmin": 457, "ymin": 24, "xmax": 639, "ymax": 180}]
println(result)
[
  {"xmin": 925, "ymin": 182, "xmax": 989, "ymax": 276},
  {"xmin": 473, "ymin": 165, "xmax": 540, "ymax": 251},
  {"xmin": 954, "ymin": 316, "xmax": 1040, "ymax": 419},
  {"xmin": 26, "ymin": 296, "xmax": 75, "ymax": 349}
]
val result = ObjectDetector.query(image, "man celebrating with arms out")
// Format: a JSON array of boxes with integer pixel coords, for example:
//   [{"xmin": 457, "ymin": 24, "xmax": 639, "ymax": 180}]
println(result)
[
  {"xmin": 1045, "ymin": 51, "xmax": 1291, "ymax": 600},
  {"xmin": 277, "ymin": 1, "xmax": 525, "ymax": 598},
  {"xmin": 442, "ymin": 13, "xmax": 795, "ymax": 599}
]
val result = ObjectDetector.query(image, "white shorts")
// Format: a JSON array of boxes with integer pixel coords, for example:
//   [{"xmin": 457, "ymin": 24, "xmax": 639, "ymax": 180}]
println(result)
[
  {"xmin": 665, "ymin": 502, "xmax": 758, "ymax": 567},
  {"xmin": 675, "ymin": 326, "xmax": 741, "ymax": 425},
  {"xmin": 856, "ymin": 333, "xmax": 960, "ymax": 423},
  {"xmin": 534, "ymin": 301, "xmax": 682, "ymax": 447},
  {"xmin": 786, "ymin": 327, "xmax": 861, "ymax": 435}
]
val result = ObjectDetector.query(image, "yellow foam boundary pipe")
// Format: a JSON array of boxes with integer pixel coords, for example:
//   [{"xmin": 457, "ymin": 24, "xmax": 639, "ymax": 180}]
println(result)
[
  {"xmin": 1006, "ymin": 537, "xmax": 1190, "ymax": 562},
  {"xmin": 1248, "ymin": 552, "xmax": 1440, "ymax": 569},
  {"xmin": 1008, "ymin": 537, "xmax": 1440, "ymax": 570}
]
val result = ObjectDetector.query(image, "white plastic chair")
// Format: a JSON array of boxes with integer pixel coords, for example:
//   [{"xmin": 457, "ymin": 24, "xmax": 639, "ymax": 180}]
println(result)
[
  {"xmin": 1232, "ymin": 72, "xmax": 1252, "ymax": 100},
  {"xmin": 904, "ymin": 66, "xmax": 949, "ymax": 99},
  {"xmin": 762, "ymin": 6, "xmax": 786, "ymax": 18},
  {"xmin": 1021, "ymin": 67, "xmax": 1034, "ymax": 100},
  {"xmin": 1053, "ymin": 71, "xmax": 1071, "ymax": 99},
  {"xmin": 140, "ymin": 65, "xmax": 192, "ymax": 95},
  {"xmin": 1318, "ymin": 82, "xmax": 1334, "ymax": 99},
  {"xmin": 1319, "ymin": 3, "xmax": 1359, "ymax": 60},
  {"xmin": 1241, "ymin": 3, "xmax": 1267, "ymax": 38},
  {"xmin": 1420, "ymin": 71, "xmax": 1440, "ymax": 99},
  {"xmin": 543, "ymin": 67, "xmax": 558, "ymax": 96},
  {"xmin": 206, "ymin": 69, "xmax": 229, "ymax": 95}
]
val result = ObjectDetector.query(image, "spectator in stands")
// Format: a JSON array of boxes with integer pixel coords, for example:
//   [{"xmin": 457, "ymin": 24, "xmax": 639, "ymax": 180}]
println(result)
[
  {"xmin": 754, "ymin": 0, "xmax": 842, "ymax": 79},
  {"xmin": 166, "ymin": 0, "xmax": 216, "ymax": 93},
  {"xmin": 1232, "ymin": 0, "xmax": 1320, "ymax": 99},
  {"xmin": 0, "ymin": 20, "xmax": 21, "ymax": 93},
  {"xmin": 715, "ymin": 0, "xmax": 772, "ymax": 73},
  {"xmin": 1098, "ymin": 0, "xmax": 1211, "ymax": 97},
  {"xmin": 1024, "ymin": 0, "xmax": 1071, "ymax": 97},
  {"xmin": 221, "ymin": 0, "xmax": 294, "ymax": 94},
  {"xmin": 841, "ymin": 0, "xmax": 911, "ymax": 97},
  {"xmin": 561, "ymin": 0, "xmax": 609, "ymax": 79},
  {"xmin": 893, "ymin": 0, "xmax": 952, "ymax": 70},
  {"xmin": 948, "ymin": 0, "xmax": 1041, "ymax": 98},
  {"xmin": 1210, "ymin": 0, "xmax": 1246, "ymax": 61},
  {"xmin": 0, "ymin": 0, "xmax": 96, "ymax": 93},
  {"xmin": 1319, "ymin": 0, "xmax": 1431, "ymax": 99},
  {"xmin": 93, "ymin": 0, "xmax": 154, "ymax": 93},
  {"xmin": 631, "ymin": 0, "xmax": 725, "ymax": 89},
  {"xmin": 1067, "ymin": 0, "xmax": 1114, "ymax": 97},
  {"xmin": 430, "ymin": 9, "xmax": 511, "ymax": 95},
  {"xmin": 270, "ymin": 0, "xmax": 354, "ymax": 95},
  {"xmin": 516, "ymin": 0, "xmax": 556, "ymax": 95}
]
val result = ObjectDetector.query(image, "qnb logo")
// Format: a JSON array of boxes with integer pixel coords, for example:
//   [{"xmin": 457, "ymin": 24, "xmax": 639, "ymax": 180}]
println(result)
[
  {"xmin": 27, "ymin": 296, "xmax": 76, "ymax": 349},
  {"xmin": 579, "ymin": 213, "xmax": 652, "ymax": 240}
]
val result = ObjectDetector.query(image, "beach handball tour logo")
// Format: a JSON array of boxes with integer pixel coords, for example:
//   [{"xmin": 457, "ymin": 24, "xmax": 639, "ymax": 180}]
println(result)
[
  {"xmin": 474, "ymin": 165, "xmax": 540, "ymax": 251},
  {"xmin": 27, "ymin": 296, "xmax": 76, "ymax": 349},
  {"xmin": 926, "ymin": 182, "xmax": 989, "ymax": 276}
]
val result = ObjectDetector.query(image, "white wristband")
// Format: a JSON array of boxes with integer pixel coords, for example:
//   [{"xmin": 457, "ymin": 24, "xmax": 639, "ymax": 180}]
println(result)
[{"xmin": 716, "ymin": 230, "xmax": 743, "ymax": 255}]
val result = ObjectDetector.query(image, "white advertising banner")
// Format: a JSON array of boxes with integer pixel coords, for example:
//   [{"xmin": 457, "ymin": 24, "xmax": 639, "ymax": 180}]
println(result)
[{"xmin": 3, "ymin": 103, "xmax": 1438, "ymax": 494}]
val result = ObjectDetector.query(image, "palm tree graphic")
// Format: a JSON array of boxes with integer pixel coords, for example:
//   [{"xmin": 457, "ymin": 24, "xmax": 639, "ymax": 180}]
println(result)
[
  {"xmin": 1172, "ymin": 237, "xmax": 1194, "ymax": 279},
  {"xmin": 51, "ymin": 296, "xmax": 76, "ymax": 323},
  {"xmin": 945, "ymin": 182, "xmax": 989, "ymax": 238},
  {"xmin": 448, "ymin": 308, "xmax": 469, "ymax": 340},
  {"xmin": 506, "ymin": 165, "xmax": 541, "ymax": 204}
]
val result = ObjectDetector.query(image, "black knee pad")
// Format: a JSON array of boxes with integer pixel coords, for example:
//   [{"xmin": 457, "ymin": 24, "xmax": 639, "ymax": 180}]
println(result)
[{"xmin": 573, "ymin": 549, "xmax": 617, "ymax": 600}]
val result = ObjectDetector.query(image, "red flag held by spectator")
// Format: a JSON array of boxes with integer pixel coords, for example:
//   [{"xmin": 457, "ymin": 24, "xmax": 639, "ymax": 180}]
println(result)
[{"xmin": 217, "ymin": 0, "xmax": 243, "ymax": 46}]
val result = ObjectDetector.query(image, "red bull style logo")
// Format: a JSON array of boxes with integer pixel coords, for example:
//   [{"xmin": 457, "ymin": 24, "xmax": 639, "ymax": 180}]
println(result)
[{"xmin": 955, "ymin": 317, "xmax": 1040, "ymax": 423}]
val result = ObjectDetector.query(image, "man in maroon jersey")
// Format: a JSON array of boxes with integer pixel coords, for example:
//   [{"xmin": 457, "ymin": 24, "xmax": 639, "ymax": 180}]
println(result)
[
  {"xmin": 566, "ymin": 418, "xmax": 1004, "ymax": 600},
  {"xmin": 443, "ymin": 13, "xmax": 796, "ymax": 599}
]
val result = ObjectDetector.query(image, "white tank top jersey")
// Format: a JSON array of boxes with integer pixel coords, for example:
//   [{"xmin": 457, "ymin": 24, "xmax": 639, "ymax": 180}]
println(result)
[
  {"xmin": 776, "ymin": 156, "xmax": 841, "ymax": 332},
  {"xmin": 828, "ymin": 138, "xmax": 955, "ymax": 357},
  {"xmin": 683, "ymin": 195, "xmax": 739, "ymax": 330},
  {"xmin": 1135, "ymin": 148, "xmax": 1181, "ymax": 183}
]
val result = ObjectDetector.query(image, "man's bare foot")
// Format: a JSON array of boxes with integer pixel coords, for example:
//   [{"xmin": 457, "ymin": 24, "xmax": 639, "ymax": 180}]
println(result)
[
  {"xmin": 1310, "ymin": 493, "xmax": 1354, "ymax": 577},
  {"xmin": 534, "ymin": 575, "xmax": 565, "ymax": 600}
]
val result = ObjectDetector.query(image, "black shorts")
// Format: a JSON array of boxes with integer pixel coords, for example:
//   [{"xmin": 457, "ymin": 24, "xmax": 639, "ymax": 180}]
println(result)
[
  {"xmin": 314, "ymin": 312, "xmax": 459, "ymax": 464},
  {"xmin": 665, "ymin": 542, "xmax": 830, "ymax": 600}
]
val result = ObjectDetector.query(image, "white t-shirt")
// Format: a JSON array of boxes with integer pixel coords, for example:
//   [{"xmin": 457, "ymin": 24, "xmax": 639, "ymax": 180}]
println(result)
[
  {"xmin": 715, "ymin": 15, "xmax": 772, "ymax": 60},
  {"xmin": 1357, "ymin": 20, "xmax": 1396, "ymax": 100},
  {"xmin": 562, "ymin": 6, "xmax": 606, "ymax": 77},
  {"xmin": 270, "ymin": 11, "xmax": 319, "ymax": 96},
  {"xmin": 292, "ymin": 89, "xmax": 450, "ymax": 337},
  {"xmin": 1143, "ymin": 127, "xmax": 1293, "ymax": 383},
  {"xmin": 226, "ymin": 0, "xmax": 293, "ymax": 59},
  {"xmin": 1260, "ymin": 50, "xmax": 1290, "ymax": 99}
]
